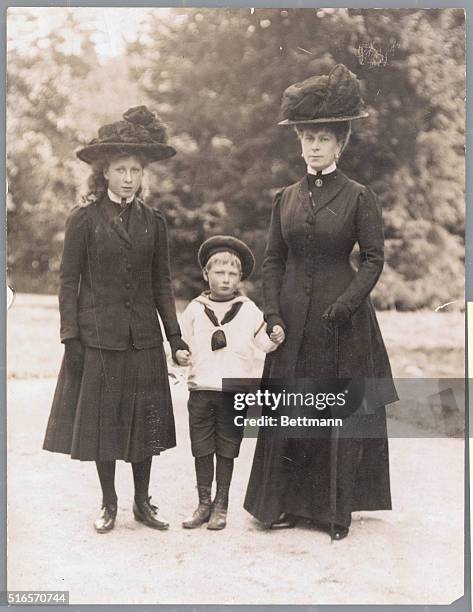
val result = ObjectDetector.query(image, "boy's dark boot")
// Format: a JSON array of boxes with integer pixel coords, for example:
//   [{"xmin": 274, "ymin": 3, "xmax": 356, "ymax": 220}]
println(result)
[
  {"xmin": 182, "ymin": 485, "xmax": 212, "ymax": 529},
  {"xmin": 207, "ymin": 486, "xmax": 229, "ymax": 530}
]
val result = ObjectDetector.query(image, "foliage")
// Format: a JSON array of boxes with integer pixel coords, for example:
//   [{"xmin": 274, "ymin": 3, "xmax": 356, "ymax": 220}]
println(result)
[
  {"xmin": 7, "ymin": 10, "xmax": 148, "ymax": 292},
  {"xmin": 128, "ymin": 7, "xmax": 465, "ymax": 308},
  {"xmin": 7, "ymin": 8, "xmax": 465, "ymax": 309}
]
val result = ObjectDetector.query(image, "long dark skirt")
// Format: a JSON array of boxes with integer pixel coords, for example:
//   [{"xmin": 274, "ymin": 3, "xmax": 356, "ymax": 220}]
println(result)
[
  {"xmin": 244, "ymin": 409, "xmax": 391, "ymax": 527},
  {"xmin": 245, "ymin": 287, "xmax": 393, "ymax": 528},
  {"xmin": 43, "ymin": 345, "xmax": 176, "ymax": 463}
]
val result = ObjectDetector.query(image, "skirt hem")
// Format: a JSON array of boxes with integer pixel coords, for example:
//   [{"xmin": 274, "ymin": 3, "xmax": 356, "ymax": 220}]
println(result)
[{"xmin": 43, "ymin": 444, "xmax": 173, "ymax": 463}]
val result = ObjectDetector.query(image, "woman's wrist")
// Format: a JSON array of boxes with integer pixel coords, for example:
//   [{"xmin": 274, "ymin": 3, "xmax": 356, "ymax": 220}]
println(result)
[
  {"xmin": 265, "ymin": 314, "xmax": 286, "ymax": 335},
  {"xmin": 168, "ymin": 335, "xmax": 190, "ymax": 363}
]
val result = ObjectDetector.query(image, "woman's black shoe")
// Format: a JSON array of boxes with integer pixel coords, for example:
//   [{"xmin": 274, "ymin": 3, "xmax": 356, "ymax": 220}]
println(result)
[
  {"xmin": 94, "ymin": 503, "xmax": 117, "ymax": 533},
  {"xmin": 268, "ymin": 513, "xmax": 297, "ymax": 529},
  {"xmin": 133, "ymin": 496, "xmax": 169, "ymax": 530},
  {"xmin": 332, "ymin": 525, "xmax": 349, "ymax": 540}
]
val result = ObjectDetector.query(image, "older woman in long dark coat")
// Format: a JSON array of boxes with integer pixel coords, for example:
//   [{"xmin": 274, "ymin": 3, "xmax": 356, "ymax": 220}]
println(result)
[
  {"xmin": 43, "ymin": 106, "xmax": 189, "ymax": 533},
  {"xmin": 244, "ymin": 65, "xmax": 398, "ymax": 540}
]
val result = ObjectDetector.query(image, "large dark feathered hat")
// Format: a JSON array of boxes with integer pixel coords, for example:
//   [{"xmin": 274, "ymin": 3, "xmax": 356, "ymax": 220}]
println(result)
[
  {"xmin": 76, "ymin": 106, "xmax": 176, "ymax": 164},
  {"xmin": 278, "ymin": 64, "xmax": 369, "ymax": 125},
  {"xmin": 198, "ymin": 235, "xmax": 255, "ymax": 281}
]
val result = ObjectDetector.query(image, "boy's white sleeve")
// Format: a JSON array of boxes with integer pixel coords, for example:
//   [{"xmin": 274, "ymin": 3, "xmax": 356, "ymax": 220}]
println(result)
[
  {"xmin": 179, "ymin": 303, "xmax": 194, "ymax": 347},
  {"xmin": 251, "ymin": 303, "xmax": 278, "ymax": 353}
]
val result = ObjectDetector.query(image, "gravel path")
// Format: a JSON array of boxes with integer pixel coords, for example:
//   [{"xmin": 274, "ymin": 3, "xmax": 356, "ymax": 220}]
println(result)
[{"xmin": 7, "ymin": 378, "xmax": 464, "ymax": 605}]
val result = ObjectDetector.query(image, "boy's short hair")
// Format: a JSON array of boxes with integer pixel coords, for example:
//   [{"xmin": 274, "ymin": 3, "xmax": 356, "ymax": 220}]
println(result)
[{"xmin": 205, "ymin": 251, "xmax": 242, "ymax": 275}]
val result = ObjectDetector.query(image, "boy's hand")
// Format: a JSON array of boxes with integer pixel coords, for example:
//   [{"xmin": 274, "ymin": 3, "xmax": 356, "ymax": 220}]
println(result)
[
  {"xmin": 169, "ymin": 336, "xmax": 190, "ymax": 365},
  {"xmin": 270, "ymin": 325, "xmax": 285, "ymax": 344},
  {"xmin": 175, "ymin": 349, "xmax": 191, "ymax": 366}
]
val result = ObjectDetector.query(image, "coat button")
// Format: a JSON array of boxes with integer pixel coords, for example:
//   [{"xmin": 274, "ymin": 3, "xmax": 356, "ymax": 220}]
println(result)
[
  {"xmin": 305, "ymin": 288, "xmax": 311, "ymax": 296},
  {"xmin": 125, "ymin": 283, "xmax": 131, "ymax": 289},
  {"xmin": 125, "ymin": 300, "xmax": 132, "ymax": 309},
  {"xmin": 126, "ymin": 263, "xmax": 132, "ymax": 271},
  {"xmin": 306, "ymin": 217, "xmax": 314, "ymax": 225}
]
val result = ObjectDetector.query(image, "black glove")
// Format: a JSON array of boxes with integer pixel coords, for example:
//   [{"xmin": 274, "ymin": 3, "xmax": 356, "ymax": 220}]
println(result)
[
  {"xmin": 322, "ymin": 302, "xmax": 352, "ymax": 327},
  {"xmin": 169, "ymin": 335, "xmax": 190, "ymax": 365},
  {"xmin": 265, "ymin": 314, "xmax": 286, "ymax": 337},
  {"xmin": 64, "ymin": 338, "xmax": 85, "ymax": 375}
]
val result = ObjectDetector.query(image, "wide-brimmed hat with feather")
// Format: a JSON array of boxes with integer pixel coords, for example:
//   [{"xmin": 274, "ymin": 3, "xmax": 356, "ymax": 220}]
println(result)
[
  {"xmin": 278, "ymin": 64, "xmax": 369, "ymax": 126},
  {"xmin": 76, "ymin": 106, "xmax": 176, "ymax": 164}
]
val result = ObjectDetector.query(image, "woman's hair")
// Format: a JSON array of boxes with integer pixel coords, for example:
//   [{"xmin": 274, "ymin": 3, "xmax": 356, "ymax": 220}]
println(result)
[
  {"xmin": 81, "ymin": 152, "xmax": 148, "ymax": 204},
  {"xmin": 205, "ymin": 251, "xmax": 242, "ymax": 275},
  {"xmin": 294, "ymin": 121, "xmax": 352, "ymax": 153}
]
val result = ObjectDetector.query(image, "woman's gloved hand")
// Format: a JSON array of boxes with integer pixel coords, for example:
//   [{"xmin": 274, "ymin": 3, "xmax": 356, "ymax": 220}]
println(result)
[
  {"xmin": 175, "ymin": 348, "xmax": 191, "ymax": 366},
  {"xmin": 322, "ymin": 302, "xmax": 352, "ymax": 326},
  {"xmin": 265, "ymin": 314, "xmax": 286, "ymax": 338},
  {"xmin": 64, "ymin": 338, "xmax": 85, "ymax": 374},
  {"xmin": 169, "ymin": 335, "xmax": 190, "ymax": 365}
]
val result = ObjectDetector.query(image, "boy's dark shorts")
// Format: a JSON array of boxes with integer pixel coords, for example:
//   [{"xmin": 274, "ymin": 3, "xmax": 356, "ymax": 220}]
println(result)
[{"xmin": 188, "ymin": 390, "xmax": 244, "ymax": 458}]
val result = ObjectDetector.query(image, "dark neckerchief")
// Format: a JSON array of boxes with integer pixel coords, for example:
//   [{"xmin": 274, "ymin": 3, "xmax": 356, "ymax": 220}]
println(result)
[
  {"xmin": 201, "ymin": 300, "xmax": 244, "ymax": 351},
  {"xmin": 203, "ymin": 301, "xmax": 244, "ymax": 327}
]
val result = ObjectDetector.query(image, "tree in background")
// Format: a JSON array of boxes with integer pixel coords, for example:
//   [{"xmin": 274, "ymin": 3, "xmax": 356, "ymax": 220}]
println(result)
[
  {"xmin": 7, "ymin": 9, "xmax": 148, "ymax": 292},
  {"xmin": 129, "ymin": 7, "xmax": 465, "ymax": 308},
  {"xmin": 7, "ymin": 11, "xmax": 92, "ymax": 291},
  {"xmin": 7, "ymin": 8, "xmax": 465, "ymax": 309}
]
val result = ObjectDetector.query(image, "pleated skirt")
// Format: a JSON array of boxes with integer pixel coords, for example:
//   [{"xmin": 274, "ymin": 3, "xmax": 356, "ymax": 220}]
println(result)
[{"xmin": 43, "ymin": 345, "xmax": 176, "ymax": 463}]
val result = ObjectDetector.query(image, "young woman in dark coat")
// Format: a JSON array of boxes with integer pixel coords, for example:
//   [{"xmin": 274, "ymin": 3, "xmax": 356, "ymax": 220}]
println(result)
[
  {"xmin": 244, "ymin": 65, "xmax": 398, "ymax": 540},
  {"xmin": 43, "ymin": 106, "xmax": 189, "ymax": 533}
]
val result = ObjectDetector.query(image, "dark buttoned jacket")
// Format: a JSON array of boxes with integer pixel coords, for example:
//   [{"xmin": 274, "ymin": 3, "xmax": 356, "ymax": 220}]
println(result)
[
  {"xmin": 262, "ymin": 171, "xmax": 398, "ymax": 408},
  {"xmin": 59, "ymin": 195, "xmax": 181, "ymax": 350}
]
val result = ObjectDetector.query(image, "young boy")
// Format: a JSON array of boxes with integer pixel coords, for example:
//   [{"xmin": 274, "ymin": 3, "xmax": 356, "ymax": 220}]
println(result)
[{"xmin": 175, "ymin": 236, "xmax": 284, "ymax": 530}]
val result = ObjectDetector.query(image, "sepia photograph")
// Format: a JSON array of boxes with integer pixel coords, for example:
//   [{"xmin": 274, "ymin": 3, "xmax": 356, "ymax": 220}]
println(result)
[{"xmin": 6, "ymin": 6, "xmax": 466, "ymax": 606}]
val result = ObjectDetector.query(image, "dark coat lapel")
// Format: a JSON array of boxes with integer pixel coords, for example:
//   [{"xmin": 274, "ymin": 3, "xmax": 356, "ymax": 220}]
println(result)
[
  {"xmin": 127, "ymin": 199, "xmax": 144, "ymax": 245},
  {"xmin": 99, "ymin": 197, "xmax": 133, "ymax": 247},
  {"xmin": 297, "ymin": 172, "xmax": 347, "ymax": 217}
]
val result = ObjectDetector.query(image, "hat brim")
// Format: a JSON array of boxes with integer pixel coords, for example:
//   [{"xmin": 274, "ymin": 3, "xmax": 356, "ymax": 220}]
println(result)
[
  {"xmin": 76, "ymin": 142, "xmax": 177, "ymax": 164},
  {"xmin": 198, "ymin": 235, "xmax": 255, "ymax": 280},
  {"xmin": 278, "ymin": 111, "xmax": 369, "ymax": 126}
]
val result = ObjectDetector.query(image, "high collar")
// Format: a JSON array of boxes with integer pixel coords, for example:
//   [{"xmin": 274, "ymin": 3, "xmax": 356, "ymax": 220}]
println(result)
[
  {"xmin": 307, "ymin": 162, "xmax": 337, "ymax": 176},
  {"xmin": 107, "ymin": 188, "xmax": 134, "ymax": 205},
  {"xmin": 99, "ymin": 192, "xmax": 143, "ymax": 248},
  {"xmin": 307, "ymin": 163, "xmax": 339, "ymax": 193}
]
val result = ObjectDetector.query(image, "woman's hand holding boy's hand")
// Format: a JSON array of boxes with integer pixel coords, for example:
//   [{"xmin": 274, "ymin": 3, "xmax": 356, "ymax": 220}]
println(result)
[
  {"xmin": 266, "ymin": 315, "xmax": 286, "ymax": 345},
  {"xmin": 270, "ymin": 325, "xmax": 286, "ymax": 344},
  {"xmin": 175, "ymin": 349, "xmax": 191, "ymax": 367},
  {"xmin": 169, "ymin": 336, "xmax": 191, "ymax": 365}
]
